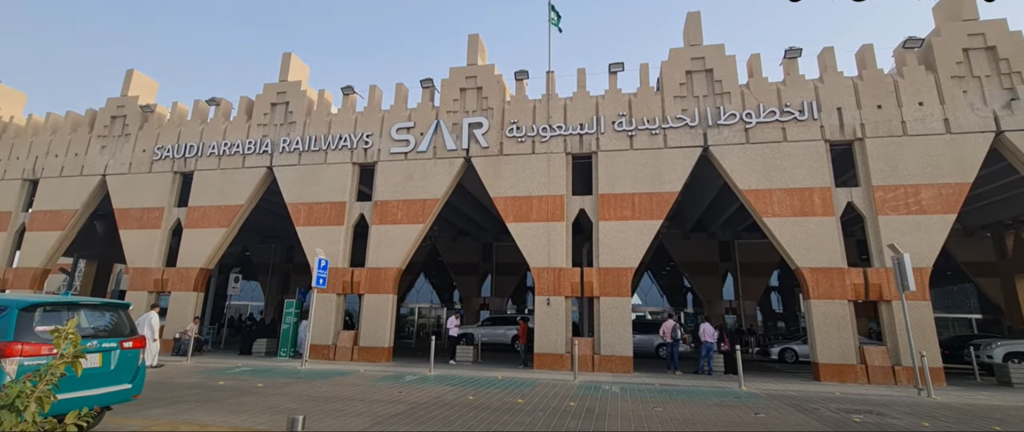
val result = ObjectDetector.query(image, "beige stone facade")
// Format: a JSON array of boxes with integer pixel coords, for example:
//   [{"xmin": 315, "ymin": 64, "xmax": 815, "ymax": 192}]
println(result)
[{"xmin": 2, "ymin": 0, "xmax": 1024, "ymax": 385}]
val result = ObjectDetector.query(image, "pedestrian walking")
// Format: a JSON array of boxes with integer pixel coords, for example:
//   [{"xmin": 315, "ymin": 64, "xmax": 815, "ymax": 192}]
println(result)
[
  {"xmin": 134, "ymin": 303, "xmax": 163, "ymax": 368},
  {"xmin": 658, "ymin": 313, "xmax": 683, "ymax": 374}
]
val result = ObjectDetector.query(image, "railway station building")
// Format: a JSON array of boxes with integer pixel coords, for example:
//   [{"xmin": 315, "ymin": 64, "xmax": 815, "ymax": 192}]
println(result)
[{"xmin": 1, "ymin": 0, "xmax": 1023, "ymax": 385}]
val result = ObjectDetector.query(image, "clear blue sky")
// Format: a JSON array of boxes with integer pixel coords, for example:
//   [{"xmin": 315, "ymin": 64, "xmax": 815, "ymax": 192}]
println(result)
[{"xmin": 2, "ymin": 0, "xmax": 1021, "ymax": 117}]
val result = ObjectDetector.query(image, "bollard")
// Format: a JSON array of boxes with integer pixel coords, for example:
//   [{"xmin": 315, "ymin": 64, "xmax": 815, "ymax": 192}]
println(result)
[
  {"xmin": 572, "ymin": 340, "xmax": 579, "ymax": 382},
  {"xmin": 735, "ymin": 345, "xmax": 746, "ymax": 391},
  {"xmin": 429, "ymin": 335, "xmax": 436, "ymax": 375},
  {"xmin": 920, "ymin": 351, "xmax": 936, "ymax": 399},
  {"xmin": 185, "ymin": 334, "xmax": 196, "ymax": 363},
  {"xmin": 286, "ymin": 415, "xmax": 305, "ymax": 431},
  {"xmin": 969, "ymin": 346, "xmax": 981, "ymax": 382}
]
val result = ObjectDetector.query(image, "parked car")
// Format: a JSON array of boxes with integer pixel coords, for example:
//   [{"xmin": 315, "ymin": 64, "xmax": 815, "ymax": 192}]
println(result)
[
  {"xmin": 759, "ymin": 335, "xmax": 882, "ymax": 364},
  {"xmin": 459, "ymin": 314, "xmax": 533, "ymax": 350},
  {"xmin": 632, "ymin": 320, "xmax": 691, "ymax": 359},
  {"xmin": 939, "ymin": 333, "xmax": 1000, "ymax": 365},
  {"xmin": 0, "ymin": 294, "xmax": 147, "ymax": 430},
  {"xmin": 966, "ymin": 332, "xmax": 1024, "ymax": 372}
]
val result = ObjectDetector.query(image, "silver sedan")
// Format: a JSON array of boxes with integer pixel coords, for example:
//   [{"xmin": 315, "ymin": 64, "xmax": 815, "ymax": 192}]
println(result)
[{"xmin": 761, "ymin": 336, "xmax": 882, "ymax": 363}]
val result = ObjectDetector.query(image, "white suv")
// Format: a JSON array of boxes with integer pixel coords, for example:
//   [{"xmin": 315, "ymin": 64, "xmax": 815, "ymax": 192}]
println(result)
[
  {"xmin": 459, "ymin": 314, "xmax": 533, "ymax": 350},
  {"xmin": 966, "ymin": 334, "xmax": 1024, "ymax": 371}
]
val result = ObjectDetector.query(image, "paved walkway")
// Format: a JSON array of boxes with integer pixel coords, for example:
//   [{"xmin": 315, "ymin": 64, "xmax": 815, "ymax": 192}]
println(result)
[{"xmin": 95, "ymin": 355, "xmax": 1023, "ymax": 431}]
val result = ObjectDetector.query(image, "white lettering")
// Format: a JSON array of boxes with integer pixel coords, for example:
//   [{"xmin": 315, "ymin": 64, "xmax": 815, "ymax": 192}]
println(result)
[
  {"xmin": 462, "ymin": 117, "xmax": 490, "ymax": 149},
  {"xmin": 152, "ymin": 145, "xmax": 164, "ymax": 161},
  {"xmin": 361, "ymin": 133, "xmax": 373, "ymax": 149},
  {"xmin": 244, "ymin": 139, "xmax": 257, "ymax": 155},
  {"xmin": 231, "ymin": 140, "xmax": 243, "ymax": 155},
  {"xmin": 259, "ymin": 139, "xmax": 272, "ymax": 154},
  {"xmin": 279, "ymin": 137, "xmax": 291, "ymax": 153},
  {"xmin": 389, "ymin": 122, "xmax": 416, "ymax": 154},
  {"xmin": 184, "ymin": 142, "xmax": 200, "ymax": 158},
  {"xmin": 416, "ymin": 120, "xmax": 457, "ymax": 153}
]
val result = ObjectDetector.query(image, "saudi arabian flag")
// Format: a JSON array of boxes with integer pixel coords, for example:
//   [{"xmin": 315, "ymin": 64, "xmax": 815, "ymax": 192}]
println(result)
[{"xmin": 550, "ymin": 3, "xmax": 563, "ymax": 33}]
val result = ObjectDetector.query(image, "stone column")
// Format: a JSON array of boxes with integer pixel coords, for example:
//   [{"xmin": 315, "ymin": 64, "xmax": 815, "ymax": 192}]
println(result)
[
  {"xmin": 711, "ymin": 141, "xmax": 860, "ymax": 383},
  {"xmin": 12, "ymin": 176, "xmax": 106, "ymax": 293},
  {"xmin": 356, "ymin": 158, "xmax": 465, "ymax": 363},
  {"xmin": 275, "ymin": 164, "xmax": 355, "ymax": 360},
  {"xmin": 594, "ymin": 148, "xmax": 702, "ymax": 374},
  {"xmin": 474, "ymin": 153, "xmax": 573, "ymax": 371},
  {"xmin": 859, "ymin": 132, "xmax": 993, "ymax": 388}
]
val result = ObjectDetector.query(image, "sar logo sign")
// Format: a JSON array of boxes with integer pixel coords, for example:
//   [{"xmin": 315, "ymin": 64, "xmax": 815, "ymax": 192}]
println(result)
[{"xmin": 389, "ymin": 117, "xmax": 490, "ymax": 154}]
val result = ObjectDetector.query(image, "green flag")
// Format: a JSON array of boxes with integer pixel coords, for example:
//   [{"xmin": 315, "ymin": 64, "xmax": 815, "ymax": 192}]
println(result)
[{"xmin": 549, "ymin": 3, "xmax": 563, "ymax": 34}]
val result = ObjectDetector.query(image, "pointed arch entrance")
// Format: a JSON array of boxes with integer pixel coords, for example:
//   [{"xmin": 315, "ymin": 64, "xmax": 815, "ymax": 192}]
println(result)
[{"xmin": 391, "ymin": 162, "xmax": 535, "ymax": 367}]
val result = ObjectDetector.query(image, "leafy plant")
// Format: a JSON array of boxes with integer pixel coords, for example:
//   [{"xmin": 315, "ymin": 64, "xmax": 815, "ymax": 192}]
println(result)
[{"xmin": 0, "ymin": 316, "xmax": 97, "ymax": 431}]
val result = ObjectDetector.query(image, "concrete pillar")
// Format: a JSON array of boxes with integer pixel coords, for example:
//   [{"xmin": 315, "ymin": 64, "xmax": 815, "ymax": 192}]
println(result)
[
  {"xmin": 711, "ymin": 142, "xmax": 858, "ymax": 383},
  {"xmin": 998, "ymin": 231, "xmax": 1024, "ymax": 331},
  {"xmin": 13, "ymin": 176, "xmax": 106, "ymax": 293},
  {"xmin": 165, "ymin": 292, "xmax": 205, "ymax": 352},
  {"xmin": 125, "ymin": 291, "xmax": 157, "ymax": 321},
  {"xmin": 879, "ymin": 297, "xmax": 945, "ymax": 386},
  {"xmin": 689, "ymin": 282, "xmax": 725, "ymax": 324},
  {"xmin": 356, "ymin": 158, "xmax": 465, "ymax": 363},
  {"xmin": 592, "ymin": 148, "xmax": 702, "ymax": 374},
  {"xmin": 801, "ymin": 292, "xmax": 863, "ymax": 383},
  {"xmin": 308, "ymin": 292, "xmax": 345, "ymax": 360},
  {"xmin": 474, "ymin": 153, "xmax": 574, "ymax": 371}
]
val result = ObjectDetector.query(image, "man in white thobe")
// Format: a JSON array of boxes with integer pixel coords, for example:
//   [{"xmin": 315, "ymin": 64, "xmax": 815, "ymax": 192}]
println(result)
[
  {"xmin": 296, "ymin": 318, "xmax": 309, "ymax": 358},
  {"xmin": 134, "ymin": 303, "xmax": 162, "ymax": 368}
]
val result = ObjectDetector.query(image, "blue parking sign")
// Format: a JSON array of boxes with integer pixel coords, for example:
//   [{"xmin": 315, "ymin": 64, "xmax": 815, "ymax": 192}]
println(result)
[{"xmin": 314, "ymin": 257, "xmax": 329, "ymax": 289}]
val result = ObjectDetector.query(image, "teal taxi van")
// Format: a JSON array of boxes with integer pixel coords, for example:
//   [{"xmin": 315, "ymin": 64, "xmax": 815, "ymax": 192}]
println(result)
[{"xmin": 0, "ymin": 294, "xmax": 146, "ymax": 429}]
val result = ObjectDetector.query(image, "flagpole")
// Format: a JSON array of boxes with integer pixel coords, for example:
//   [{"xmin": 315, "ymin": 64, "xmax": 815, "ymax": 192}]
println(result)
[{"xmin": 547, "ymin": 0, "xmax": 552, "ymax": 72}]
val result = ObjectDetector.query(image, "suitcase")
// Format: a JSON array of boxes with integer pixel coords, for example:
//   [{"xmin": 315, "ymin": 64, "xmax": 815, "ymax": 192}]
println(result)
[{"xmin": 171, "ymin": 339, "xmax": 189, "ymax": 356}]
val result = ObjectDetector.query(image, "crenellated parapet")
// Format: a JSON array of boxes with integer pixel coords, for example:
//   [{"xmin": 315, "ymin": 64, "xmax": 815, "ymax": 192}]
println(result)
[{"xmin": 0, "ymin": 0, "xmax": 1021, "ymax": 175}]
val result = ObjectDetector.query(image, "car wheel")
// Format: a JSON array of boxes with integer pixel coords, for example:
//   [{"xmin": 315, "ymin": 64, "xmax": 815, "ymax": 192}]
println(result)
[
  {"xmin": 512, "ymin": 336, "xmax": 521, "ymax": 351},
  {"xmin": 656, "ymin": 344, "xmax": 669, "ymax": 359},
  {"xmin": 780, "ymin": 348, "xmax": 799, "ymax": 364},
  {"xmin": 1005, "ymin": 353, "xmax": 1024, "ymax": 365}
]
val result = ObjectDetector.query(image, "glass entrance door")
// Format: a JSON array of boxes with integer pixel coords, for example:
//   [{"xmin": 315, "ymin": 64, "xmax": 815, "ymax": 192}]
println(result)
[
  {"xmin": 398, "ymin": 304, "xmax": 447, "ymax": 348},
  {"xmin": 414, "ymin": 306, "xmax": 446, "ymax": 348}
]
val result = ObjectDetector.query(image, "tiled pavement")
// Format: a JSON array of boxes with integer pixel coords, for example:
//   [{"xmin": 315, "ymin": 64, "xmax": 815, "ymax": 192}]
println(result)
[{"xmin": 95, "ymin": 356, "xmax": 1024, "ymax": 431}]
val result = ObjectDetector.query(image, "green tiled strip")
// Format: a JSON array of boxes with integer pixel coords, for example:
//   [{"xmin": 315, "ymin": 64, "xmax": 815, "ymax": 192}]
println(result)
[
  {"xmin": 575, "ymin": 383, "xmax": 764, "ymax": 404},
  {"xmin": 202, "ymin": 366, "xmax": 353, "ymax": 381},
  {"xmin": 372, "ymin": 374, "xmax": 537, "ymax": 392}
]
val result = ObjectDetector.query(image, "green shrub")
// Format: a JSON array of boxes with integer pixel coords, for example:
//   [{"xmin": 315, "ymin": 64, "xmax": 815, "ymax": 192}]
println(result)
[{"xmin": 0, "ymin": 317, "xmax": 96, "ymax": 431}]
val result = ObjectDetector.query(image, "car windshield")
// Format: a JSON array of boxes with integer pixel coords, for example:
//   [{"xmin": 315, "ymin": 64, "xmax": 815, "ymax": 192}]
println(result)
[{"xmin": 14, "ymin": 303, "xmax": 137, "ymax": 343}]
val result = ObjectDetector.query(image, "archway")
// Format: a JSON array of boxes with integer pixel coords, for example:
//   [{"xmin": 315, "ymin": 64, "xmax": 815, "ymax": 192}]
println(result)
[
  {"xmin": 630, "ymin": 153, "xmax": 797, "ymax": 375},
  {"xmin": 55, "ymin": 192, "xmax": 127, "ymax": 300},
  {"xmin": 392, "ymin": 163, "xmax": 533, "ymax": 367},
  {"xmin": 935, "ymin": 143, "xmax": 1024, "ymax": 343},
  {"xmin": 203, "ymin": 175, "xmax": 309, "ymax": 356}
]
